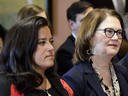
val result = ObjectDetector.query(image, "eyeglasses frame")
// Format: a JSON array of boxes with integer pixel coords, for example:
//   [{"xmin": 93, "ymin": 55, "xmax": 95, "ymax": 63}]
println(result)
[{"xmin": 95, "ymin": 28, "xmax": 125, "ymax": 39}]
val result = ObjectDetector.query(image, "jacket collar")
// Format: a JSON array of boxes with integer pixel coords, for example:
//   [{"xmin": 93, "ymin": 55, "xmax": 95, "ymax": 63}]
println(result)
[{"xmin": 70, "ymin": 34, "xmax": 75, "ymax": 42}]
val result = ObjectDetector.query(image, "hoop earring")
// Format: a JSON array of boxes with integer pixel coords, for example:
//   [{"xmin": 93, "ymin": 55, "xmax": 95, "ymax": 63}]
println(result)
[{"xmin": 86, "ymin": 47, "xmax": 92, "ymax": 55}]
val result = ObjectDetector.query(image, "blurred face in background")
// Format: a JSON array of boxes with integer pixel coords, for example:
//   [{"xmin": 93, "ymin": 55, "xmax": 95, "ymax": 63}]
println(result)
[
  {"xmin": 70, "ymin": 7, "xmax": 93, "ymax": 35},
  {"xmin": 36, "ymin": 11, "xmax": 47, "ymax": 19}
]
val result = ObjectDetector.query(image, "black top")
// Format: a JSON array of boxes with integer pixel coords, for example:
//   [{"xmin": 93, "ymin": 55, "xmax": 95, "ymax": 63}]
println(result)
[
  {"xmin": 25, "ymin": 86, "xmax": 61, "ymax": 96},
  {"xmin": 0, "ymin": 73, "xmax": 74, "ymax": 96}
]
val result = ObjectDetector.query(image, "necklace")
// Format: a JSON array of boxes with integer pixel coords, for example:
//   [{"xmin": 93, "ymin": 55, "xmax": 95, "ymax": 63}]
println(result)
[
  {"xmin": 39, "ymin": 86, "xmax": 52, "ymax": 96},
  {"xmin": 39, "ymin": 77, "xmax": 52, "ymax": 96}
]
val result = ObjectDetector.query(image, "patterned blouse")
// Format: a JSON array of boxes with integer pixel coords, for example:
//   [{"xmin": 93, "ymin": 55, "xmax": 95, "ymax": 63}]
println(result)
[{"xmin": 92, "ymin": 62, "xmax": 120, "ymax": 96}]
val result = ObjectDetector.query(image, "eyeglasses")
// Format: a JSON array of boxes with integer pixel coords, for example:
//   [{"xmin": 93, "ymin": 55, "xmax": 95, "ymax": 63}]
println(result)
[{"xmin": 95, "ymin": 28, "xmax": 125, "ymax": 39}]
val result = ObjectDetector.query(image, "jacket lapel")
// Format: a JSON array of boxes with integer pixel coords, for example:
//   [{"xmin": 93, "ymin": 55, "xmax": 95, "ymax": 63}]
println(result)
[
  {"xmin": 114, "ymin": 66, "xmax": 128, "ymax": 96},
  {"xmin": 86, "ymin": 73, "xmax": 106, "ymax": 96},
  {"xmin": 47, "ymin": 74, "xmax": 69, "ymax": 96},
  {"xmin": 81, "ymin": 61, "xmax": 106, "ymax": 96}
]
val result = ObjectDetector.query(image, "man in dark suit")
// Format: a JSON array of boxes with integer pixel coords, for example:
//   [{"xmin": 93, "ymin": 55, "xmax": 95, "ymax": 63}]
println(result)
[
  {"xmin": 80, "ymin": 0, "xmax": 128, "ymax": 16},
  {"xmin": 55, "ymin": 1, "xmax": 93, "ymax": 76},
  {"xmin": 117, "ymin": 14, "xmax": 128, "ymax": 68}
]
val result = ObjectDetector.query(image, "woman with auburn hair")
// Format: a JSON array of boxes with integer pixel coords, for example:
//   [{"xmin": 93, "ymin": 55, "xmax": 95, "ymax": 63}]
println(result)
[{"xmin": 63, "ymin": 8, "xmax": 128, "ymax": 96}]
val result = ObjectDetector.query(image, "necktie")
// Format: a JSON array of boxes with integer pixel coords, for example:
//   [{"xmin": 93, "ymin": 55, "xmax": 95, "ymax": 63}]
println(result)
[{"xmin": 116, "ymin": 0, "xmax": 125, "ymax": 16}]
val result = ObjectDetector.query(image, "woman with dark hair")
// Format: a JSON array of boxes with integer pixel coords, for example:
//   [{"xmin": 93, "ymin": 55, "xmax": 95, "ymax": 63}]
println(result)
[
  {"xmin": 63, "ymin": 8, "xmax": 128, "ymax": 96},
  {"xmin": 0, "ymin": 16, "xmax": 73, "ymax": 96},
  {"xmin": 14, "ymin": 4, "xmax": 48, "ymax": 24}
]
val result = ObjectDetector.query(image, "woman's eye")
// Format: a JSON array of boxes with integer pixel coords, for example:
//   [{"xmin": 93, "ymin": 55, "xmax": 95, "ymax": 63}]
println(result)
[
  {"xmin": 118, "ymin": 32, "xmax": 122, "ymax": 35},
  {"xmin": 38, "ymin": 41, "xmax": 45, "ymax": 45},
  {"xmin": 106, "ymin": 30, "xmax": 113, "ymax": 33},
  {"xmin": 50, "ymin": 40, "xmax": 54, "ymax": 44}
]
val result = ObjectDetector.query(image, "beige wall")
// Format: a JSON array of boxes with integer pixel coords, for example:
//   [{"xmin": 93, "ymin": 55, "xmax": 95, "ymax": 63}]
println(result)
[
  {"xmin": 52, "ymin": 0, "xmax": 79, "ymax": 52},
  {"xmin": 0, "ymin": 0, "xmax": 79, "ymax": 52},
  {"xmin": 0, "ymin": 0, "xmax": 45, "ymax": 29}
]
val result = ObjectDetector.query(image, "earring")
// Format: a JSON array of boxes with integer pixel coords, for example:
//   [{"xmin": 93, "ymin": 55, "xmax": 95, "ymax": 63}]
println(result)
[{"xmin": 86, "ymin": 47, "xmax": 92, "ymax": 55}]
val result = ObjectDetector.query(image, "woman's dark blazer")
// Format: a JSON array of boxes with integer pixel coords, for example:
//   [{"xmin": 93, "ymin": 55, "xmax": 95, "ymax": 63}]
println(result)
[{"xmin": 63, "ymin": 60, "xmax": 128, "ymax": 96}]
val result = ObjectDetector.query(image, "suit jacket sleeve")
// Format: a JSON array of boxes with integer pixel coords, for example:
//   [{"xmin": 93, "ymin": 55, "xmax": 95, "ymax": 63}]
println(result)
[
  {"xmin": 56, "ymin": 35, "xmax": 75, "ymax": 76},
  {"xmin": 56, "ymin": 49, "xmax": 74, "ymax": 76}
]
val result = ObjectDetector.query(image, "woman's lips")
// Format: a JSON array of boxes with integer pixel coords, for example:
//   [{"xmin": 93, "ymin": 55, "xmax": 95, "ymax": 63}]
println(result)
[{"xmin": 108, "ymin": 44, "xmax": 117, "ymax": 47}]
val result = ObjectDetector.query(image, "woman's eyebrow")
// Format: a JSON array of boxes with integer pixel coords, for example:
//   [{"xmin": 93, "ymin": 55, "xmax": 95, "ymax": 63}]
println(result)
[
  {"xmin": 38, "ymin": 37, "xmax": 53, "ymax": 40},
  {"xmin": 38, "ymin": 38, "xmax": 46, "ymax": 40}
]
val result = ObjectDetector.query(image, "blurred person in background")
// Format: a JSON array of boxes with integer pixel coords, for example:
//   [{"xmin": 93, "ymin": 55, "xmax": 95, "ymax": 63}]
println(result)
[
  {"xmin": 14, "ymin": 4, "xmax": 48, "ymax": 24},
  {"xmin": 55, "ymin": 1, "xmax": 93, "ymax": 76},
  {"xmin": 80, "ymin": 0, "xmax": 128, "ymax": 16}
]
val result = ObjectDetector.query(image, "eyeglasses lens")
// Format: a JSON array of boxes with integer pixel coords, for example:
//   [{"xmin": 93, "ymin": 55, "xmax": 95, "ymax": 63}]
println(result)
[{"xmin": 105, "ymin": 29, "xmax": 123, "ymax": 39}]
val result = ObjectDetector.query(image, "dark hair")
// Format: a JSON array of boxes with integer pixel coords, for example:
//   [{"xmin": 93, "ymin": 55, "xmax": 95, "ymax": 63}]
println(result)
[
  {"xmin": 67, "ymin": 1, "xmax": 93, "ymax": 22},
  {"xmin": 0, "ymin": 24, "xmax": 7, "ymax": 42},
  {"xmin": 73, "ymin": 8, "xmax": 124, "ymax": 65},
  {"xmin": 14, "ymin": 4, "xmax": 47, "ymax": 24},
  {"xmin": 0, "ymin": 16, "xmax": 56, "ymax": 93}
]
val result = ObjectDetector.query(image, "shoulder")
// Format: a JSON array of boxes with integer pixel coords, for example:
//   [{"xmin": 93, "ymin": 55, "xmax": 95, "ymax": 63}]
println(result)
[
  {"xmin": 62, "ymin": 61, "xmax": 91, "ymax": 79},
  {"xmin": 63, "ymin": 64, "xmax": 82, "ymax": 77},
  {"xmin": 114, "ymin": 64, "xmax": 128, "ymax": 80},
  {"xmin": 48, "ymin": 74, "xmax": 74, "ymax": 96},
  {"xmin": 0, "ymin": 73, "xmax": 11, "ymax": 88},
  {"xmin": 0, "ymin": 73, "xmax": 24, "ymax": 96},
  {"xmin": 0, "ymin": 74, "xmax": 13, "ymax": 95},
  {"xmin": 60, "ymin": 78, "xmax": 74, "ymax": 96},
  {"xmin": 62, "ymin": 64, "xmax": 84, "ymax": 89},
  {"xmin": 117, "ymin": 53, "xmax": 128, "ymax": 68},
  {"xmin": 62, "ymin": 64, "xmax": 86, "ymax": 95},
  {"xmin": 115, "ymin": 64, "xmax": 128, "ymax": 73}
]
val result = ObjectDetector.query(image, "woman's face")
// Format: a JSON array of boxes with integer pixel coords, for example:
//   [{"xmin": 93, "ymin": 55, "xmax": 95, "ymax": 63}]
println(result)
[
  {"xmin": 91, "ymin": 16, "xmax": 122, "ymax": 57},
  {"xmin": 33, "ymin": 26, "xmax": 54, "ymax": 73}
]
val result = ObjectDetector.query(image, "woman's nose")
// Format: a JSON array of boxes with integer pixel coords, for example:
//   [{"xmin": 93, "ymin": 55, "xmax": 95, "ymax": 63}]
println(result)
[
  {"xmin": 112, "ymin": 33, "xmax": 118, "ymax": 39},
  {"xmin": 46, "ymin": 43, "xmax": 54, "ymax": 52}
]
